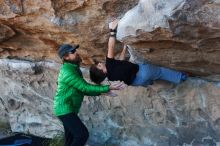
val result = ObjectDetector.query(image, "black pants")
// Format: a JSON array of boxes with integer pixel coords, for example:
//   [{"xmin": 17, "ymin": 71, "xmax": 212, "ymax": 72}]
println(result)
[{"xmin": 58, "ymin": 113, "xmax": 89, "ymax": 146}]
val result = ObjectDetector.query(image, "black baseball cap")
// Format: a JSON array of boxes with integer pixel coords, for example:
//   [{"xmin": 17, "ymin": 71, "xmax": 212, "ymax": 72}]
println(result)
[{"xmin": 58, "ymin": 44, "xmax": 79, "ymax": 59}]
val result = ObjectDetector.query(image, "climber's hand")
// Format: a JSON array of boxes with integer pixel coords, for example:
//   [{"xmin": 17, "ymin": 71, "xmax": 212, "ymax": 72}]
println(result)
[
  {"xmin": 109, "ymin": 19, "xmax": 119, "ymax": 30},
  {"xmin": 109, "ymin": 81, "xmax": 126, "ymax": 90}
]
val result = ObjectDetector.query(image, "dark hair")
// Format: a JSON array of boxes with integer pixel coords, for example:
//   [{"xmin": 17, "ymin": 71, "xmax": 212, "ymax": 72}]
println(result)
[{"xmin": 89, "ymin": 64, "xmax": 107, "ymax": 84}]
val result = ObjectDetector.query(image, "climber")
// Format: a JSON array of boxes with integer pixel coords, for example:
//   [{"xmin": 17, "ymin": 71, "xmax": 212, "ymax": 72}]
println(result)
[
  {"xmin": 54, "ymin": 44, "xmax": 124, "ymax": 146},
  {"xmin": 89, "ymin": 19, "xmax": 188, "ymax": 87}
]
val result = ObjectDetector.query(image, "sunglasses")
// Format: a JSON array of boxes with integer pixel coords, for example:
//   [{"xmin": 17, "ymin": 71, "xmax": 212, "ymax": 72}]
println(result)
[{"xmin": 69, "ymin": 49, "xmax": 76, "ymax": 54}]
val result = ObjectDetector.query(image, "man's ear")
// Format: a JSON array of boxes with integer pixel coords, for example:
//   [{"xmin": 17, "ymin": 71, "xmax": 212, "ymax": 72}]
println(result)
[{"xmin": 63, "ymin": 54, "xmax": 69, "ymax": 60}]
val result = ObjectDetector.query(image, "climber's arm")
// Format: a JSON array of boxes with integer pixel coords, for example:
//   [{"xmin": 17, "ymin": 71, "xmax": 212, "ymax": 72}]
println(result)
[
  {"xmin": 107, "ymin": 19, "xmax": 119, "ymax": 59},
  {"xmin": 119, "ymin": 45, "xmax": 127, "ymax": 60}
]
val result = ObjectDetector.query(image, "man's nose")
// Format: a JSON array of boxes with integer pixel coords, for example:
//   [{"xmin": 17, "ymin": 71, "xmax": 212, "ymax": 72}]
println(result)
[{"xmin": 75, "ymin": 51, "xmax": 80, "ymax": 56}]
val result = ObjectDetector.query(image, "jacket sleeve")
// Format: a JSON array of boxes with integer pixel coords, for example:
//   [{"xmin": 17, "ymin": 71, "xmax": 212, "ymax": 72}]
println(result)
[{"xmin": 62, "ymin": 68, "xmax": 110, "ymax": 94}]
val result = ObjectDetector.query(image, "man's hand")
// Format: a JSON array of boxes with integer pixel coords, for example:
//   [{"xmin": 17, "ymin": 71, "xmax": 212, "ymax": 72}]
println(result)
[
  {"xmin": 109, "ymin": 81, "xmax": 126, "ymax": 90},
  {"xmin": 109, "ymin": 19, "xmax": 119, "ymax": 30},
  {"xmin": 107, "ymin": 19, "xmax": 119, "ymax": 58}
]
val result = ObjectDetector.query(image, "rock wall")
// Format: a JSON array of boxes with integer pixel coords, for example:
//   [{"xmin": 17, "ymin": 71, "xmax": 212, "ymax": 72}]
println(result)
[
  {"xmin": 0, "ymin": 59, "xmax": 61, "ymax": 138},
  {"xmin": 0, "ymin": 59, "xmax": 220, "ymax": 146},
  {"xmin": 0, "ymin": 0, "xmax": 220, "ymax": 146},
  {"xmin": 0, "ymin": 0, "xmax": 220, "ymax": 74},
  {"xmin": 0, "ymin": 0, "xmax": 138, "ymax": 64},
  {"xmin": 117, "ymin": 0, "xmax": 220, "ymax": 75}
]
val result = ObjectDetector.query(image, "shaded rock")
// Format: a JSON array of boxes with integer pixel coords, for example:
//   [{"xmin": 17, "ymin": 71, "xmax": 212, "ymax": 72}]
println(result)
[
  {"xmin": 117, "ymin": 0, "xmax": 220, "ymax": 75},
  {"xmin": 0, "ymin": 24, "xmax": 15, "ymax": 42}
]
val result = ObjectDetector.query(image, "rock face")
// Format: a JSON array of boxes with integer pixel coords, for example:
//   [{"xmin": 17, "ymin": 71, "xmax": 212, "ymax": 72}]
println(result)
[
  {"xmin": 0, "ymin": 0, "xmax": 219, "ymax": 74},
  {"xmin": 81, "ymin": 78, "xmax": 220, "ymax": 146},
  {"xmin": 0, "ymin": 59, "xmax": 61, "ymax": 138},
  {"xmin": 0, "ymin": 0, "xmax": 138, "ymax": 64},
  {"xmin": 0, "ymin": 59, "xmax": 220, "ymax": 146},
  {"xmin": 0, "ymin": 0, "xmax": 220, "ymax": 146},
  {"xmin": 117, "ymin": 0, "xmax": 220, "ymax": 75}
]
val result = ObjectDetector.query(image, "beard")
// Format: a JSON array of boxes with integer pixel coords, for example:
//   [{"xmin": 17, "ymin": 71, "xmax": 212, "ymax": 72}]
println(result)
[
  {"xmin": 64, "ymin": 54, "xmax": 82, "ymax": 65},
  {"xmin": 70, "ymin": 54, "xmax": 82, "ymax": 65}
]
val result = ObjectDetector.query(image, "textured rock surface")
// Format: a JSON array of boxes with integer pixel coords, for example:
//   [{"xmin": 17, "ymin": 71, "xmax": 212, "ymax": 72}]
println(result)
[
  {"xmin": 0, "ymin": 0, "xmax": 220, "ymax": 145},
  {"xmin": 82, "ymin": 79, "xmax": 220, "ymax": 146},
  {"xmin": 117, "ymin": 0, "xmax": 220, "ymax": 75},
  {"xmin": 0, "ymin": 59, "xmax": 61, "ymax": 138},
  {"xmin": 0, "ymin": 59, "xmax": 220, "ymax": 146},
  {"xmin": 0, "ymin": 0, "xmax": 219, "ymax": 74},
  {"xmin": 0, "ymin": 0, "xmax": 138, "ymax": 65}
]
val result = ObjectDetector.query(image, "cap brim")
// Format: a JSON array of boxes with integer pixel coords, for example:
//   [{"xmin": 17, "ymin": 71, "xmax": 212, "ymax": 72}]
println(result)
[
  {"xmin": 68, "ymin": 44, "xmax": 79, "ymax": 53},
  {"xmin": 75, "ymin": 44, "xmax": 80, "ymax": 49},
  {"xmin": 68, "ymin": 44, "xmax": 80, "ymax": 52}
]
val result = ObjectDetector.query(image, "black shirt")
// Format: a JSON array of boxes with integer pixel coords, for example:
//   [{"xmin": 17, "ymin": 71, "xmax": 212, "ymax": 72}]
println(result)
[{"xmin": 106, "ymin": 57, "xmax": 139, "ymax": 85}]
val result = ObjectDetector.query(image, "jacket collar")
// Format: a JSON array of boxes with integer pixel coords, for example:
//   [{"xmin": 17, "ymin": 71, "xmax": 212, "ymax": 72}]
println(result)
[
  {"xmin": 63, "ymin": 62, "xmax": 82, "ymax": 76},
  {"xmin": 63, "ymin": 61, "xmax": 79, "ymax": 68}
]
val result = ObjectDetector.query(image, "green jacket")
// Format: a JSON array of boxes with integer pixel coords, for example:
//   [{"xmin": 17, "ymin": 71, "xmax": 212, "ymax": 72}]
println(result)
[{"xmin": 54, "ymin": 62, "xmax": 110, "ymax": 116}]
